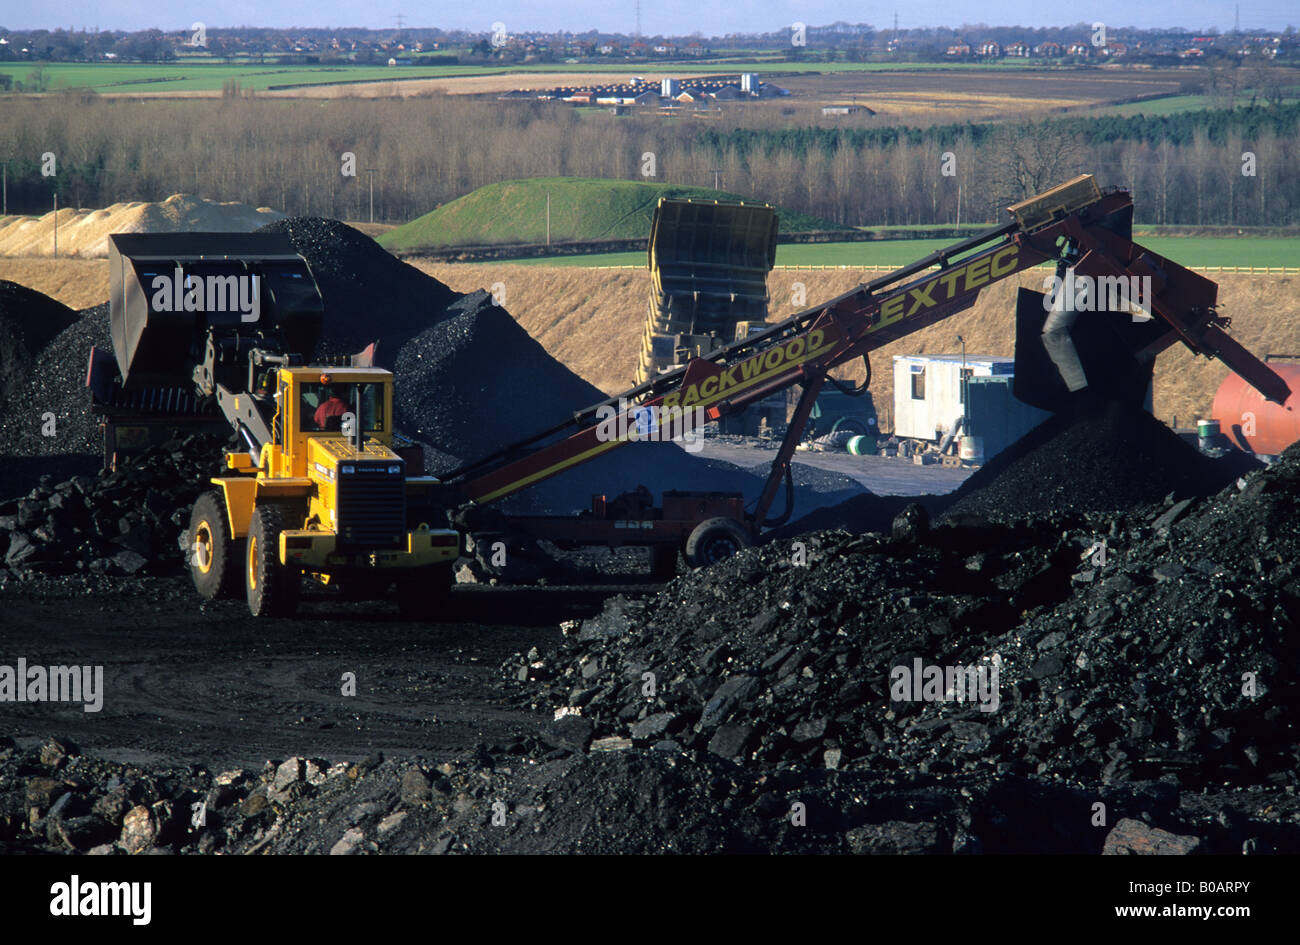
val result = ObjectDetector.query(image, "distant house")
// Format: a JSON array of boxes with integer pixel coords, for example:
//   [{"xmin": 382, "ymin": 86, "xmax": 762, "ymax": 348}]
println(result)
[
  {"xmin": 1034, "ymin": 41, "xmax": 1062, "ymax": 57},
  {"xmin": 712, "ymin": 85, "xmax": 744, "ymax": 101},
  {"xmin": 632, "ymin": 90, "xmax": 660, "ymax": 106},
  {"xmin": 1181, "ymin": 47, "xmax": 1206, "ymax": 58},
  {"xmin": 1067, "ymin": 42, "xmax": 1091, "ymax": 57},
  {"xmin": 1005, "ymin": 41, "xmax": 1030, "ymax": 57},
  {"xmin": 756, "ymin": 84, "xmax": 789, "ymax": 98},
  {"xmin": 1100, "ymin": 42, "xmax": 1127, "ymax": 57},
  {"xmin": 977, "ymin": 42, "xmax": 1001, "ymax": 57},
  {"xmin": 946, "ymin": 44, "xmax": 972, "ymax": 57}
]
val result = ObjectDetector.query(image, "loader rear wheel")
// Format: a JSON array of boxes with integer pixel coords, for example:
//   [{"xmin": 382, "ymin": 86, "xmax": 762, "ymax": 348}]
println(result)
[
  {"xmin": 684, "ymin": 517, "xmax": 752, "ymax": 570},
  {"xmin": 246, "ymin": 504, "xmax": 300, "ymax": 618},
  {"xmin": 189, "ymin": 491, "xmax": 243, "ymax": 600},
  {"xmin": 397, "ymin": 564, "xmax": 453, "ymax": 621}
]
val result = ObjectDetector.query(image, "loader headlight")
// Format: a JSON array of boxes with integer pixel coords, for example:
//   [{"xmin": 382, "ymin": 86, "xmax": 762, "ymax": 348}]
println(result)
[
  {"xmin": 387, "ymin": 464, "xmax": 402, "ymax": 474},
  {"xmin": 341, "ymin": 464, "xmax": 355, "ymax": 475}
]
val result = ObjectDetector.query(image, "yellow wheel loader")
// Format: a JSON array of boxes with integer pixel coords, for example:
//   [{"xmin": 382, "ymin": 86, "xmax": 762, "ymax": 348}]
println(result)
[{"xmin": 100, "ymin": 233, "xmax": 462, "ymax": 618}]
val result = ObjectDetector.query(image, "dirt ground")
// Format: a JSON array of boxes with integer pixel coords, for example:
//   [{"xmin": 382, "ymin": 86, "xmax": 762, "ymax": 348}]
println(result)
[
  {"xmin": 1, "ymin": 255, "xmax": 1290, "ymax": 431},
  {"xmin": 0, "ymin": 573, "xmax": 638, "ymax": 769}
]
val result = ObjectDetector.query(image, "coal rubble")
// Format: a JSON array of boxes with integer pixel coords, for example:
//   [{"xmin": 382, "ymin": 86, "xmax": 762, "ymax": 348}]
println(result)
[
  {"xmin": 494, "ymin": 438, "xmax": 1300, "ymax": 852},
  {"xmin": 0, "ymin": 434, "xmax": 222, "ymax": 580}
]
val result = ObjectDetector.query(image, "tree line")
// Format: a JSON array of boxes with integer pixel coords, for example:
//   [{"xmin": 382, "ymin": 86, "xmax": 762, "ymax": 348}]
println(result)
[{"xmin": 0, "ymin": 94, "xmax": 1296, "ymax": 230}]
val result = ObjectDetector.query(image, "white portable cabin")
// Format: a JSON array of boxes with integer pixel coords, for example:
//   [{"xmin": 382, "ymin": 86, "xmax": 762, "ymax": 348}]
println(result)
[{"xmin": 892, "ymin": 354, "xmax": 1013, "ymax": 440}]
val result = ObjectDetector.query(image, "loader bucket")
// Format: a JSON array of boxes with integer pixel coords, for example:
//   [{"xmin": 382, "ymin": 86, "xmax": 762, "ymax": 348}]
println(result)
[{"xmin": 108, "ymin": 232, "xmax": 324, "ymax": 389}]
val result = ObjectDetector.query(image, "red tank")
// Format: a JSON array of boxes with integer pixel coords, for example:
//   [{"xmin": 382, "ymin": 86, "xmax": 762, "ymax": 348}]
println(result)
[{"xmin": 1212, "ymin": 362, "xmax": 1300, "ymax": 455}]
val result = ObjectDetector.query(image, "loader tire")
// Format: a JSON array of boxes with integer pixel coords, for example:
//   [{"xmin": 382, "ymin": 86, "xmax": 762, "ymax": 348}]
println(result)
[
  {"xmin": 246, "ymin": 504, "xmax": 300, "ymax": 618},
  {"xmin": 684, "ymin": 517, "xmax": 751, "ymax": 570},
  {"xmin": 189, "ymin": 491, "xmax": 243, "ymax": 600},
  {"xmin": 397, "ymin": 564, "xmax": 453, "ymax": 621}
]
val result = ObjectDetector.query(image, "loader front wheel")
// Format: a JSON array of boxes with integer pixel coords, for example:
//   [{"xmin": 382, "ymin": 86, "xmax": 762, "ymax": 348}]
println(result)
[
  {"xmin": 189, "ymin": 491, "xmax": 243, "ymax": 600},
  {"xmin": 246, "ymin": 504, "xmax": 300, "ymax": 618}
]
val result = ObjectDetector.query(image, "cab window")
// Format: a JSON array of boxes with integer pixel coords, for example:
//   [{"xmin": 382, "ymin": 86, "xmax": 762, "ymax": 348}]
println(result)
[{"xmin": 299, "ymin": 382, "xmax": 384, "ymax": 433}]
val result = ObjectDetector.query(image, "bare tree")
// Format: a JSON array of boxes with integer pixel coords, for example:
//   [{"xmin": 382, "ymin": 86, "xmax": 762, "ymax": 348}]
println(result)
[{"xmin": 980, "ymin": 122, "xmax": 1087, "ymax": 212}]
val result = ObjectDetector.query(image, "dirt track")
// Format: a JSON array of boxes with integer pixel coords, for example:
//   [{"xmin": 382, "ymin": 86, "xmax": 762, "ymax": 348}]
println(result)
[{"xmin": 0, "ymin": 574, "xmax": 637, "ymax": 769}]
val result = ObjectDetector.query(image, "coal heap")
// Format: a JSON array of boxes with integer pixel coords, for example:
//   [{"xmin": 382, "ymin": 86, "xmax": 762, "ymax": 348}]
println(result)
[
  {"xmin": 946, "ymin": 401, "xmax": 1260, "ymax": 522},
  {"xmin": 394, "ymin": 290, "xmax": 606, "ymax": 470},
  {"xmin": 0, "ymin": 302, "xmax": 110, "ymax": 466},
  {"xmin": 0, "ymin": 434, "xmax": 222, "ymax": 578},
  {"xmin": 256, "ymin": 217, "xmax": 456, "ymax": 359},
  {"xmin": 0, "ymin": 280, "xmax": 79, "ymax": 402},
  {"xmin": 510, "ymin": 440, "xmax": 1300, "ymax": 802}
]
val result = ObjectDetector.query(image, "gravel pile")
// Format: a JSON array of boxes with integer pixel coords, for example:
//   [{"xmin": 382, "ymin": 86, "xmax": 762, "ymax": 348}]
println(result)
[{"xmin": 0, "ymin": 434, "xmax": 223, "ymax": 579}]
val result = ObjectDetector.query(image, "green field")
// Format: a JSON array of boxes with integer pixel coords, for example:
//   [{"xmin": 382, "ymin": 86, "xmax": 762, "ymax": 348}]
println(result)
[
  {"xmin": 498, "ymin": 236, "xmax": 1300, "ymax": 269},
  {"xmin": 0, "ymin": 61, "xmax": 499, "ymax": 92},
  {"xmin": 1084, "ymin": 93, "xmax": 1300, "ymax": 117},
  {"xmin": 0, "ymin": 56, "xmax": 1049, "ymax": 94},
  {"xmin": 378, "ymin": 177, "xmax": 844, "ymax": 251}
]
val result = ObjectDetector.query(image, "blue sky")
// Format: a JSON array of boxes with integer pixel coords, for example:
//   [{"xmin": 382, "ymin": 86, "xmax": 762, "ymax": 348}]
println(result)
[{"xmin": 3, "ymin": 1, "xmax": 1294, "ymax": 34}]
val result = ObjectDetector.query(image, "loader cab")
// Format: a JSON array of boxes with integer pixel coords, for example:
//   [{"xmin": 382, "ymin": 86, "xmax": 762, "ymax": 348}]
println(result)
[{"xmin": 266, "ymin": 367, "xmax": 396, "ymax": 478}]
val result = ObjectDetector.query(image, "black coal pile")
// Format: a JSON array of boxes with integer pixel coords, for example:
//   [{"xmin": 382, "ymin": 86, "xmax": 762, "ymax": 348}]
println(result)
[
  {"xmin": 256, "ymin": 217, "xmax": 456, "ymax": 360},
  {"xmin": 497, "ymin": 442, "xmax": 1300, "ymax": 849},
  {"xmin": 0, "ymin": 302, "xmax": 110, "ymax": 465},
  {"xmin": 0, "ymin": 280, "xmax": 78, "ymax": 402},
  {"xmin": 0, "ymin": 434, "xmax": 222, "ymax": 578},
  {"xmin": 394, "ymin": 290, "xmax": 606, "ymax": 470},
  {"xmin": 945, "ymin": 401, "xmax": 1259, "ymax": 522}
]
